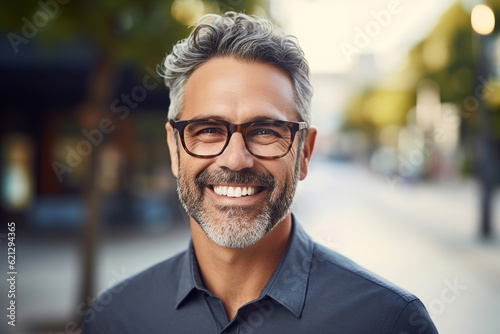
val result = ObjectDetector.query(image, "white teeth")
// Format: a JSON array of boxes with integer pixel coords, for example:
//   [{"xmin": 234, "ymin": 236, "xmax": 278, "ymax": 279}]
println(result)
[
  {"xmin": 212, "ymin": 186, "xmax": 258, "ymax": 197},
  {"xmin": 214, "ymin": 186, "xmax": 221, "ymax": 195}
]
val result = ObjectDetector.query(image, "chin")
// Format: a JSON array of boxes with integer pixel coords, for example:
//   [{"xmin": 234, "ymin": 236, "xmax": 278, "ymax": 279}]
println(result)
[{"xmin": 195, "ymin": 209, "xmax": 274, "ymax": 249}]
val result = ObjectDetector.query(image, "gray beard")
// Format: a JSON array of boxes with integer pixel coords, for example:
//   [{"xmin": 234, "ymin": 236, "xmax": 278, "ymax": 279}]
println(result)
[{"xmin": 176, "ymin": 160, "xmax": 300, "ymax": 248}]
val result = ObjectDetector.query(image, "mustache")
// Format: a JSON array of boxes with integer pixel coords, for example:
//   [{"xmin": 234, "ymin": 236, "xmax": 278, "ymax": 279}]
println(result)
[{"xmin": 195, "ymin": 168, "xmax": 275, "ymax": 189}]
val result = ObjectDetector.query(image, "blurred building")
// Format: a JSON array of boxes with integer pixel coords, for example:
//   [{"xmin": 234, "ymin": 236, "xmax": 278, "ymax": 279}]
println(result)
[{"xmin": 0, "ymin": 37, "xmax": 181, "ymax": 234}]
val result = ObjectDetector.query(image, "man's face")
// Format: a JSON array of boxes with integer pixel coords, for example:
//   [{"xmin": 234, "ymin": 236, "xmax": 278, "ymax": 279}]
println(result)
[{"xmin": 166, "ymin": 57, "xmax": 314, "ymax": 248}]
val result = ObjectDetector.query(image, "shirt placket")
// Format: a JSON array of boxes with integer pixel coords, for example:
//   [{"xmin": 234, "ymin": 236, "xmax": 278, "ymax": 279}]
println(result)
[{"xmin": 201, "ymin": 291, "xmax": 239, "ymax": 334}]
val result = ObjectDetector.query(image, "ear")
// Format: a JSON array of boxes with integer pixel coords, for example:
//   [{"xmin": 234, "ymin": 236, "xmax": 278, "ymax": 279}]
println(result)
[
  {"xmin": 299, "ymin": 127, "xmax": 317, "ymax": 181},
  {"xmin": 166, "ymin": 122, "xmax": 179, "ymax": 177}
]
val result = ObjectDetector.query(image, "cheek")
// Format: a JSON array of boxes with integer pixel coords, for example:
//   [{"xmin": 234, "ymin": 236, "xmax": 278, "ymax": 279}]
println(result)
[
  {"xmin": 178, "ymin": 155, "xmax": 213, "ymax": 182},
  {"xmin": 283, "ymin": 149, "xmax": 300, "ymax": 175},
  {"xmin": 268, "ymin": 159, "xmax": 296, "ymax": 199},
  {"xmin": 287, "ymin": 143, "xmax": 300, "ymax": 162}
]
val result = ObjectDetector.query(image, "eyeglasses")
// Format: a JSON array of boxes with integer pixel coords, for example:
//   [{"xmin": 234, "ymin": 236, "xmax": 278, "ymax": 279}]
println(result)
[{"xmin": 170, "ymin": 118, "xmax": 308, "ymax": 159}]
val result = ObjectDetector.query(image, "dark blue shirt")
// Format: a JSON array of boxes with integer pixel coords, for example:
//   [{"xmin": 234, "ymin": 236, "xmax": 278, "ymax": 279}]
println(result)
[{"xmin": 82, "ymin": 217, "xmax": 438, "ymax": 333}]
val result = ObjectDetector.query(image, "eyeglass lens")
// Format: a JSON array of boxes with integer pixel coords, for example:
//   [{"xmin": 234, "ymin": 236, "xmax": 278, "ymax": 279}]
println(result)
[{"xmin": 183, "ymin": 120, "xmax": 292, "ymax": 157}]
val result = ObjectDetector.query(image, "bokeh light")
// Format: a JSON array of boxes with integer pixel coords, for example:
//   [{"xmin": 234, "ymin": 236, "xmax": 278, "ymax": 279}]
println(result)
[
  {"xmin": 171, "ymin": 0, "xmax": 205, "ymax": 26},
  {"xmin": 471, "ymin": 4, "xmax": 495, "ymax": 35}
]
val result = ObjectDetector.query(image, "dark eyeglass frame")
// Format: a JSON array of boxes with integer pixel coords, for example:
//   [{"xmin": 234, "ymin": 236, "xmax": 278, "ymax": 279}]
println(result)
[{"xmin": 169, "ymin": 118, "xmax": 308, "ymax": 159}]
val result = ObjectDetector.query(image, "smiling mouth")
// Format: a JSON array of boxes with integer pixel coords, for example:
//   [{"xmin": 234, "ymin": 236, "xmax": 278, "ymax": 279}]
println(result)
[{"xmin": 209, "ymin": 185, "xmax": 265, "ymax": 198}]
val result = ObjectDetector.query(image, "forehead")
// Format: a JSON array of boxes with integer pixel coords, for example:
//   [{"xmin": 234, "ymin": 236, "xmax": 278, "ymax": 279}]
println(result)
[{"xmin": 180, "ymin": 57, "xmax": 298, "ymax": 122}]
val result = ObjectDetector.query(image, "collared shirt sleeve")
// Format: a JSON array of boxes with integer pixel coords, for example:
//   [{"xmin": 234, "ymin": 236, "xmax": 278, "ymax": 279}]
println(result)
[{"xmin": 390, "ymin": 299, "xmax": 438, "ymax": 334}]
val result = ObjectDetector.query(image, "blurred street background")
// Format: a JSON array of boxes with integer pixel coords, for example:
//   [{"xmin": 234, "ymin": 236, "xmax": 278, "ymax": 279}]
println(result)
[{"xmin": 1, "ymin": 0, "xmax": 500, "ymax": 333}]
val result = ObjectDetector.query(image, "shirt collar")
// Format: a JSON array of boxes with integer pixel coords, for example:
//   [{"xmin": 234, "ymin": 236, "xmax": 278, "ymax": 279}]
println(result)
[
  {"xmin": 175, "ymin": 215, "xmax": 314, "ymax": 318},
  {"xmin": 175, "ymin": 240, "xmax": 206, "ymax": 309},
  {"xmin": 260, "ymin": 215, "xmax": 314, "ymax": 318}
]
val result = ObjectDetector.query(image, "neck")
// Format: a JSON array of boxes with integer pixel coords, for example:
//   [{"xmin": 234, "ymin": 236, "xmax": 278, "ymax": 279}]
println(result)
[{"xmin": 190, "ymin": 214, "xmax": 292, "ymax": 322}]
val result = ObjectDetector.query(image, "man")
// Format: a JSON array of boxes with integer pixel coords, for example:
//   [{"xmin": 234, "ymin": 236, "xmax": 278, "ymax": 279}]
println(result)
[{"xmin": 83, "ymin": 12, "xmax": 438, "ymax": 333}]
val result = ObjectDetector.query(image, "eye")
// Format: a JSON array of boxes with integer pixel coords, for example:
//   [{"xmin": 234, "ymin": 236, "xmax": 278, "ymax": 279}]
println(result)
[
  {"xmin": 185, "ymin": 121, "xmax": 226, "ymax": 138},
  {"xmin": 254, "ymin": 128, "xmax": 279, "ymax": 136},
  {"xmin": 249, "ymin": 123, "xmax": 287, "ymax": 139},
  {"xmin": 196, "ymin": 127, "xmax": 223, "ymax": 135}
]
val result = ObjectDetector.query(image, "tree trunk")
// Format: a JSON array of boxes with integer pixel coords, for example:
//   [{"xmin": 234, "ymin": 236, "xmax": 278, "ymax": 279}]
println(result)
[{"xmin": 78, "ymin": 51, "xmax": 117, "ymax": 322}]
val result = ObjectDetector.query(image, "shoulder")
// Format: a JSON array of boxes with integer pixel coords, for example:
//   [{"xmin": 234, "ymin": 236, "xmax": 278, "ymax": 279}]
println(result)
[
  {"xmin": 311, "ymin": 243, "xmax": 416, "ymax": 301},
  {"xmin": 121, "ymin": 249, "xmax": 187, "ymax": 291},
  {"xmin": 107, "ymin": 249, "xmax": 187, "ymax": 299},
  {"xmin": 81, "ymin": 250, "xmax": 187, "ymax": 333},
  {"xmin": 307, "ymin": 243, "xmax": 437, "ymax": 333}
]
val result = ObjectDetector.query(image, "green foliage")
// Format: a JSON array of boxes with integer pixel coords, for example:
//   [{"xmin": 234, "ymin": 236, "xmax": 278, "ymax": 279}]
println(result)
[
  {"xmin": 418, "ymin": 5, "xmax": 475, "ymax": 106},
  {"xmin": 343, "ymin": 3, "xmax": 499, "ymax": 137}
]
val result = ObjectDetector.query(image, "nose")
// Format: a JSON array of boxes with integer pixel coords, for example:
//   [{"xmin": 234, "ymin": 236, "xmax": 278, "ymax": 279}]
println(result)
[{"xmin": 215, "ymin": 132, "xmax": 255, "ymax": 171}]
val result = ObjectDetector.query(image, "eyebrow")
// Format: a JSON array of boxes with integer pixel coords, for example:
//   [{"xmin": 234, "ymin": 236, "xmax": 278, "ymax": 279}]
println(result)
[
  {"xmin": 189, "ymin": 115, "xmax": 228, "ymax": 122},
  {"xmin": 187, "ymin": 115, "xmax": 287, "ymax": 123}
]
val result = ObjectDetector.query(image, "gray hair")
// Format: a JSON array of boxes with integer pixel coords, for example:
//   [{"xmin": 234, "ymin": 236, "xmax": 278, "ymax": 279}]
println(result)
[{"xmin": 159, "ymin": 11, "xmax": 313, "ymax": 125}]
